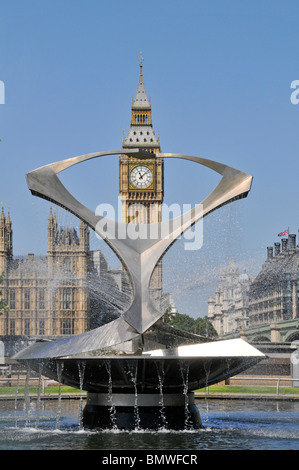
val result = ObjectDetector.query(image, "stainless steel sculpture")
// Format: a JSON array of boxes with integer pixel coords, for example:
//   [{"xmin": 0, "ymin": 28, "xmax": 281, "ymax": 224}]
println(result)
[{"xmin": 14, "ymin": 149, "xmax": 265, "ymax": 430}]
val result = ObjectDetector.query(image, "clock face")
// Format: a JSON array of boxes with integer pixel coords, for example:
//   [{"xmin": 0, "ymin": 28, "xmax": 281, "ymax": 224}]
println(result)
[{"xmin": 130, "ymin": 165, "xmax": 153, "ymax": 189}]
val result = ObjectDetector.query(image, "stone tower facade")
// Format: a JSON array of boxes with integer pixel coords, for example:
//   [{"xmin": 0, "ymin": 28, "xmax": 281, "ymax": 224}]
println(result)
[
  {"xmin": 46, "ymin": 209, "xmax": 91, "ymax": 335},
  {"xmin": 0, "ymin": 59, "xmax": 170, "ymax": 341},
  {"xmin": 120, "ymin": 53, "xmax": 164, "ymax": 307},
  {"xmin": 208, "ymin": 259, "xmax": 251, "ymax": 336},
  {"xmin": 0, "ymin": 208, "xmax": 91, "ymax": 337},
  {"xmin": 120, "ymin": 53, "xmax": 164, "ymax": 224},
  {"xmin": 0, "ymin": 207, "xmax": 12, "ymax": 276}
]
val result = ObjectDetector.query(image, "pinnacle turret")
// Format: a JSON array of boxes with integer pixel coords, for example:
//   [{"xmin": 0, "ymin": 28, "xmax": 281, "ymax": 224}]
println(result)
[
  {"xmin": 122, "ymin": 52, "xmax": 160, "ymax": 151},
  {"xmin": 132, "ymin": 52, "xmax": 151, "ymax": 109}
]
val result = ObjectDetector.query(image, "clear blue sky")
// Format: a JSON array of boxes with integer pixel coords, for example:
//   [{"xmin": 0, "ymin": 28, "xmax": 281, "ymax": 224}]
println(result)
[{"xmin": 0, "ymin": 0, "xmax": 298, "ymax": 315}]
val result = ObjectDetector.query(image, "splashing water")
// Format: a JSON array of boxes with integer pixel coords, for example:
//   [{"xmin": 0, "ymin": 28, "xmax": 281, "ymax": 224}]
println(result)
[
  {"xmin": 104, "ymin": 360, "xmax": 117, "ymax": 429},
  {"xmin": 179, "ymin": 361, "xmax": 192, "ymax": 429},
  {"xmin": 24, "ymin": 366, "xmax": 31, "ymax": 427},
  {"xmin": 35, "ymin": 364, "xmax": 43, "ymax": 428},
  {"xmin": 77, "ymin": 361, "xmax": 86, "ymax": 430},
  {"xmin": 56, "ymin": 362, "xmax": 64, "ymax": 430},
  {"xmin": 14, "ymin": 374, "xmax": 20, "ymax": 428},
  {"xmin": 155, "ymin": 362, "xmax": 167, "ymax": 429},
  {"xmin": 125, "ymin": 361, "xmax": 140, "ymax": 430}
]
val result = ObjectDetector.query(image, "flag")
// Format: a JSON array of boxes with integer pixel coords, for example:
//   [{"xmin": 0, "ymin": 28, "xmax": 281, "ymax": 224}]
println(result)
[{"xmin": 278, "ymin": 229, "xmax": 289, "ymax": 237}]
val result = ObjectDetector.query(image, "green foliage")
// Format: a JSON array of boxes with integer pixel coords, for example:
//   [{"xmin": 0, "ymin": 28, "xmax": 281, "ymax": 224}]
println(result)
[
  {"xmin": 165, "ymin": 310, "xmax": 218, "ymax": 338},
  {"xmin": 196, "ymin": 385, "xmax": 299, "ymax": 395},
  {"xmin": 0, "ymin": 386, "xmax": 82, "ymax": 395}
]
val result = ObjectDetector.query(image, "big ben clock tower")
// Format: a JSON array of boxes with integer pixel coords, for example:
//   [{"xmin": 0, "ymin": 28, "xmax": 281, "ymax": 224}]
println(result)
[{"xmin": 120, "ymin": 53, "xmax": 164, "ymax": 305}]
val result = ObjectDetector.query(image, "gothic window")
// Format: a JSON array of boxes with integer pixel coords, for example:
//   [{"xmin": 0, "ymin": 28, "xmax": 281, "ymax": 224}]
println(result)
[
  {"xmin": 24, "ymin": 319, "xmax": 30, "ymax": 335},
  {"xmin": 24, "ymin": 289, "xmax": 30, "ymax": 310},
  {"xmin": 39, "ymin": 320, "xmax": 45, "ymax": 335},
  {"xmin": 9, "ymin": 319, "xmax": 15, "ymax": 335},
  {"xmin": 39, "ymin": 289, "xmax": 45, "ymax": 309},
  {"xmin": 64, "ymin": 258, "xmax": 72, "ymax": 273},
  {"xmin": 60, "ymin": 318, "xmax": 74, "ymax": 335},
  {"xmin": 9, "ymin": 290, "xmax": 15, "ymax": 309},
  {"xmin": 60, "ymin": 288, "xmax": 74, "ymax": 310}
]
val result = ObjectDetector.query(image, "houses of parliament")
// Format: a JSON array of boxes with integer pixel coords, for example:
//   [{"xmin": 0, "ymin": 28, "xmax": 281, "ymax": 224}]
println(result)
[
  {"xmin": 0, "ymin": 206, "xmax": 133, "ymax": 338},
  {"xmin": 0, "ymin": 54, "xmax": 166, "ymax": 341}
]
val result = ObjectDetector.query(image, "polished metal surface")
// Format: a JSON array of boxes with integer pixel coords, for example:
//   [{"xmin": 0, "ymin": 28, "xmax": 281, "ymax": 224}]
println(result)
[
  {"xmin": 13, "ymin": 148, "xmax": 264, "ymax": 395},
  {"xmin": 19, "ymin": 338, "xmax": 264, "ymax": 393},
  {"xmin": 24, "ymin": 149, "xmax": 252, "ymax": 343},
  {"xmin": 85, "ymin": 393, "xmax": 195, "ymax": 407}
]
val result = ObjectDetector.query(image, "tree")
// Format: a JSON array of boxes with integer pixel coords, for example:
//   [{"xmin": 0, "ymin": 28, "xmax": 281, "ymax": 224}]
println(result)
[
  {"xmin": 193, "ymin": 316, "xmax": 218, "ymax": 338},
  {"xmin": 165, "ymin": 310, "xmax": 218, "ymax": 338},
  {"xmin": 0, "ymin": 273, "xmax": 8, "ymax": 314}
]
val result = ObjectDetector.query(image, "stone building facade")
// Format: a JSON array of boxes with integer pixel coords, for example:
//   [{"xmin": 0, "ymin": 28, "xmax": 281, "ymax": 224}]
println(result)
[
  {"xmin": 208, "ymin": 258, "xmax": 251, "ymax": 336},
  {"xmin": 208, "ymin": 232, "xmax": 299, "ymax": 337},
  {"xmin": 120, "ymin": 53, "xmax": 164, "ymax": 307},
  {"xmin": 0, "ymin": 207, "xmax": 129, "ymax": 338},
  {"xmin": 0, "ymin": 55, "xmax": 168, "ymax": 341},
  {"xmin": 249, "ymin": 233, "xmax": 299, "ymax": 326}
]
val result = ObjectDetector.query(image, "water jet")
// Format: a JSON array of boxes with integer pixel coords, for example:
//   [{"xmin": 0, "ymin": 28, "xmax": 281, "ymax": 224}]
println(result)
[{"xmin": 14, "ymin": 149, "xmax": 265, "ymax": 430}]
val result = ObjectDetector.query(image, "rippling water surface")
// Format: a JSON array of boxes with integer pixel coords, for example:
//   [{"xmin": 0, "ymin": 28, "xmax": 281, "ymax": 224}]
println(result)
[{"xmin": 0, "ymin": 398, "xmax": 299, "ymax": 450}]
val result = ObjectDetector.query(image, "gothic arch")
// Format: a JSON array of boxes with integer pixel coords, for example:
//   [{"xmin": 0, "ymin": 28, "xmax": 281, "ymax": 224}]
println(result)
[
  {"xmin": 285, "ymin": 331, "xmax": 299, "ymax": 342},
  {"xmin": 251, "ymin": 334, "xmax": 271, "ymax": 342}
]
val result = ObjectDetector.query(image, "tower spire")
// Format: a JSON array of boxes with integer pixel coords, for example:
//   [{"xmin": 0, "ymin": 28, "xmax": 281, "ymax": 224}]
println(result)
[
  {"xmin": 132, "ymin": 51, "xmax": 150, "ymax": 109},
  {"xmin": 122, "ymin": 53, "xmax": 160, "ymax": 151},
  {"xmin": 139, "ymin": 51, "xmax": 144, "ymax": 69}
]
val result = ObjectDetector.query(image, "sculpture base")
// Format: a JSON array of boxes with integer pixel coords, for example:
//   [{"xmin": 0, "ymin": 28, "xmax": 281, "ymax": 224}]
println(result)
[{"xmin": 83, "ymin": 392, "xmax": 202, "ymax": 430}]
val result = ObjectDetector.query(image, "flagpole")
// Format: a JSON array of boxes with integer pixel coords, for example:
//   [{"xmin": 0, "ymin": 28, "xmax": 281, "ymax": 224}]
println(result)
[{"xmin": 277, "ymin": 228, "xmax": 289, "ymax": 237}]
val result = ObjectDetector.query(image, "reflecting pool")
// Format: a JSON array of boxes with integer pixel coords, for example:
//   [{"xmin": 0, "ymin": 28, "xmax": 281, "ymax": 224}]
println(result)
[{"xmin": 0, "ymin": 398, "xmax": 299, "ymax": 450}]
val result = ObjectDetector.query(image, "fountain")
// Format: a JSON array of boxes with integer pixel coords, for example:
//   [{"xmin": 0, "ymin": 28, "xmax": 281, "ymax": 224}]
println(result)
[{"xmin": 13, "ymin": 149, "xmax": 265, "ymax": 430}]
